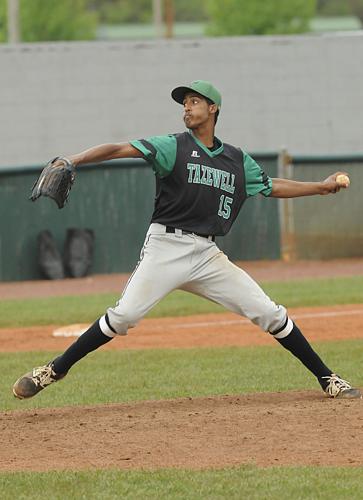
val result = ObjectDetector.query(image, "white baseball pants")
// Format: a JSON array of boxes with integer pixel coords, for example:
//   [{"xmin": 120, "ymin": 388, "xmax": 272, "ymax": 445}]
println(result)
[{"xmin": 99, "ymin": 223, "xmax": 292, "ymax": 338}]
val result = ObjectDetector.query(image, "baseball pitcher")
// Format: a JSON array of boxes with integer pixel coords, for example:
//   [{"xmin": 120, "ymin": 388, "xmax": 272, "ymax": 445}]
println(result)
[{"xmin": 13, "ymin": 80, "xmax": 361, "ymax": 401}]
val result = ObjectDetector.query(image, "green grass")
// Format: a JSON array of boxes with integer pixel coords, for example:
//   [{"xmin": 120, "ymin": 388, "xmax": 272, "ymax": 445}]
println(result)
[
  {"xmin": 1, "ymin": 465, "xmax": 363, "ymax": 500},
  {"xmin": 1, "ymin": 339, "xmax": 362, "ymax": 411},
  {"xmin": 1, "ymin": 275, "xmax": 363, "ymax": 329}
]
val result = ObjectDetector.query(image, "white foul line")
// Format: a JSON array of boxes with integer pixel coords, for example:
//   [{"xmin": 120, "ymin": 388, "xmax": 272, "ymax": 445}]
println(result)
[
  {"xmin": 53, "ymin": 308, "xmax": 363, "ymax": 337},
  {"xmin": 172, "ymin": 309, "xmax": 363, "ymax": 329}
]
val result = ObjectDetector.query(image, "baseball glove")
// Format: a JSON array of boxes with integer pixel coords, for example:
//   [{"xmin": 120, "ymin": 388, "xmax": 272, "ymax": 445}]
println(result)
[{"xmin": 30, "ymin": 156, "xmax": 76, "ymax": 209}]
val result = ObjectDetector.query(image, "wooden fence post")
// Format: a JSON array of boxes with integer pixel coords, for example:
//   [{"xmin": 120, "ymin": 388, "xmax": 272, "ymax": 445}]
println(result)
[{"xmin": 278, "ymin": 148, "xmax": 297, "ymax": 261}]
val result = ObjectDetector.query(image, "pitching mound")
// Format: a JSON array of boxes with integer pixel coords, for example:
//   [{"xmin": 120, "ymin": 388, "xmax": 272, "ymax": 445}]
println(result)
[{"xmin": 1, "ymin": 391, "xmax": 362, "ymax": 472}]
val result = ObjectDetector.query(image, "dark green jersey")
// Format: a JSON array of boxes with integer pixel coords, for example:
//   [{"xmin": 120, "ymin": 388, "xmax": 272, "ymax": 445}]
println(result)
[{"xmin": 131, "ymin": 131, "xmax": 272, "ymax": 236}]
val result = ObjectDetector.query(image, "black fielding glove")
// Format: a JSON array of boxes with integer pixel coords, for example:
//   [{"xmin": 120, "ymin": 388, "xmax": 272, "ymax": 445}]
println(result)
[{"xmin": 30, "ymin": 156, "xmax": 76, "ymax": 209}]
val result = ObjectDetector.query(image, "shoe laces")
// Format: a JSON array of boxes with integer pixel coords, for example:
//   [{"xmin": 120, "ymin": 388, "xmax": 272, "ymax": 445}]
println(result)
[
  {"xmin": 322, "ymin": 374, "xmax": 352, "ymax": 397},
  {"xmin": 32, "ymin": 365, "xmax": 56, "ymax": 388}
]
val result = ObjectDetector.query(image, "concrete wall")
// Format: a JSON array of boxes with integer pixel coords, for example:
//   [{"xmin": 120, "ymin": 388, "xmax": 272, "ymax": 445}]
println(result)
[{"xmin": 1, "ymin": 33, "xmax": 363, "ymax": 167}]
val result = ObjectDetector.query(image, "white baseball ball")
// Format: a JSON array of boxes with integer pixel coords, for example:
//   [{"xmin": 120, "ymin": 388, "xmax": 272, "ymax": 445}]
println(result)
[{"xmin": 336, "ymin": 174, "xmax": 350, "ymax": 187}]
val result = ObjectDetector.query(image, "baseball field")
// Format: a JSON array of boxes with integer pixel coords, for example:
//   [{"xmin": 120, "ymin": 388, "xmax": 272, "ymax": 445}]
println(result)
[{"xmin": 0, "ymin": 259, "xmax": 362, "ymax": 499}]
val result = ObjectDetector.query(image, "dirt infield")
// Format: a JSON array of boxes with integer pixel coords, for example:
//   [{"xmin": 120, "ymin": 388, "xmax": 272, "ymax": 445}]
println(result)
[
  {"xmin": 1, "ymin": 259, "xmax": 362, "ymax": 472},
  {"xmin": 1, "ymin": 392, "xmax": 362, "ymax": 472}
]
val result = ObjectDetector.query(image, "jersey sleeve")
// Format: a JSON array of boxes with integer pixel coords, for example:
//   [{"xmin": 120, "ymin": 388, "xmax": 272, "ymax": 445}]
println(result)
[
  {"xmin": 130, "ymin": 135, "xmax": 177, "ymax": 178},
  {"xmin": 243, "ymin": 152, "xmax": 272, "ymax": 197}
]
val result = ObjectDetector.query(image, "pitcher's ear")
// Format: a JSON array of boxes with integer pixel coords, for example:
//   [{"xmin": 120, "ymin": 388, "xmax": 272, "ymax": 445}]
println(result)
[{"xmin": 209, "ymin": 103, "xmax": 218, "ymax": 114}]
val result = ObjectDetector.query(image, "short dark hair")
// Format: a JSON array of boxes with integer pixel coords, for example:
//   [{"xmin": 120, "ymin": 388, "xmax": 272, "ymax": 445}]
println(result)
[{"xmin": 206, "ymin": 97, "xmax": 219, "ymax": 124}]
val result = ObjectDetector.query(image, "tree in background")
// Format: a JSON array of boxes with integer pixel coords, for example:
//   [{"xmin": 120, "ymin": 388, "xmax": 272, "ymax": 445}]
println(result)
[
  {"xmin": 205, "ymin": 0, "xmax": 317, "ymax": 35},
  {"xmin": 0, "ymin": 0, "xmax": 97, "ymax": 42},
  {"xmin": 0, "ymin": 0, "xmax": 6, "ymax": 41},
  {"xmin": 174, "ymin": 0, "xmax": 208, "ymax": 21},
  {"xmin": 3, "ymin": 0, "xmax": 360, "ymax": 42},
  {"xmin": 21, "ymin": 0, "xmax": 97, "ymax": 41},
  {"xmin": 86, "ymin": 0, "xmax": 207, "ymax": 24},
  {"xmin": 348, "ymin": 0, "xmax": 363, "ymax": 22},
  {"xmin": 317, "ymin": 0, "xmax": 351, "ymax": 16},
  {"xmin": 317, "ymin": 0, "xmax": 363, "ymax": 23},
  {"xmin": 87, "ymin": 0, "xmax": 152, "ymax": 24}
]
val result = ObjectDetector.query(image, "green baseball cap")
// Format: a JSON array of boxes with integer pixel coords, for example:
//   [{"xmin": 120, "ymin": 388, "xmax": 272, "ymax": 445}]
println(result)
[{"xmin": 171, "ymin": 80, "xmax": 222, "ymax": 109}]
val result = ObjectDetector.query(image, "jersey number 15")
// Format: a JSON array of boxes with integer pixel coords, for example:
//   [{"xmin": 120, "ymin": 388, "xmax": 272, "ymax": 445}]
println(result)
[{"xmin": 218, "ymin": 195, "xmax": 233, "ymax": 220}]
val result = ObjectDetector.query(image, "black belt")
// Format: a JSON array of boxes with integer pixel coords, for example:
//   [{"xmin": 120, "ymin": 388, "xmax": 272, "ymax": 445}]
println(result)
[{"xmin": 165, "ymin": 226, "xmax": 215, "ymax": 241}]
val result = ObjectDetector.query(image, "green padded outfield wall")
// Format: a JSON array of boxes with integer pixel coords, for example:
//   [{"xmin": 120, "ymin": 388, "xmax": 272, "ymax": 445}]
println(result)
[
  {"xmin": 0, "ymin": 160, "xmax": 153, "ymax": 281},
  {"xmin": 0, "ymin": 155, "xmax": 280, "ymax": 281},
  {"xmin": 290, "ymin": 155, "xmax": 363, "ymax": 259}
]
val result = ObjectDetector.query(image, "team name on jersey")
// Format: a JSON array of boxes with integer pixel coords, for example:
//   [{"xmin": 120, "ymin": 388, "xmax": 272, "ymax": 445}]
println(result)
[{"xmin": 186, "ymin": 163, "xmax": 235, "ymax": 194}]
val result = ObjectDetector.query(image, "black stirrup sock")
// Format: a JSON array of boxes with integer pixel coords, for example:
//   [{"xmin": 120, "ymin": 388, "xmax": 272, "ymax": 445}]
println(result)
[
  {"xmin": 273, "ymin": 322, "xmax": 332, "ymax": 382},
  {"xmin": 52, "ymin": 318, "xmax": 113, "ymax": 374}
]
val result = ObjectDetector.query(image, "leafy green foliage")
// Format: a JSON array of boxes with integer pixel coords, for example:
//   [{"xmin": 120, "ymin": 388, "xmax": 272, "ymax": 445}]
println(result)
[
  {"xmin": 89, "ymin": 0, "xmax": 152, "ymax": 24},
  {"xmin": 205, "ymin": 0, "xmax": 317, "ymax": 35},
  {"xmin": 173, "ymin": 0, "xmax": 208, "ymax": 22},
  {"xmin": 0, "ymin": 0, "xmax": 6, "ymax": 42},
  {"xmin": 0, "ymin": 0, "xmax": 97, "ymax": 42},
  {"xmin": 87, "ymin": 0, "xmax": 208, "ymax": 24},
  {"xmin": 308, "ymin": 0, "xmax": 363, "ymax": 23},
  {"xmin": 20, "ymin": 0, "xmax": 97, "ymax": 41},
  {"xmin": 349, "ymin": 0, "xmax": 363, "ymax": 22},
  {"xmin": 317, "ymin": 0, "xmax": 352, "ymax": 16}
]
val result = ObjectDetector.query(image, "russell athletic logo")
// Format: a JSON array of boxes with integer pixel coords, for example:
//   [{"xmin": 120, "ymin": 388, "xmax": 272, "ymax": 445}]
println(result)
[{"xmin": 191, "ymin": 150, "xmax": 200, "ymax": 158}]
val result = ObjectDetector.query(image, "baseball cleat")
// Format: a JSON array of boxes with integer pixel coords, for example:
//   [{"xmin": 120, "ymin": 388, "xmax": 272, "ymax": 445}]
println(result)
[
  {"xmin": 322, "ymin": 374, "xmax": 362, "ymax": 399},
  {"xmin": 13, "ymin": 362, "xmax": 67, "ymax": 399}
]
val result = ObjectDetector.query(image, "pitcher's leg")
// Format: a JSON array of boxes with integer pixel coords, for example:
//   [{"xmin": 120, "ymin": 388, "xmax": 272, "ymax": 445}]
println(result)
[
  {"xmin": 52, "ymin": 233, "xmax": 183, "ymax": 376},
  {"xmin": 184, "ymin": 250, "xmax": 287, "ymax": 332},
  {"xmin": 55, "ymin": 233, "xmax": 190, "ymax": 368},
  {"xmin": 270, "ymin": 322, "xmax": 360, "ymax": 398},
  {"xmin": 102, "ymin": 232, "xmax": 194, "ymax": 336},
  {"xmin": 184, "ymin": 249, "xmax": 360, "ymax": 398},
  {"xmin": 13, "ymin": 231, "xmax": 192, "ymax": 399},
  {"xmin": 52, "ymin": 320, "xmax": 112, "ymax": 374}
]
